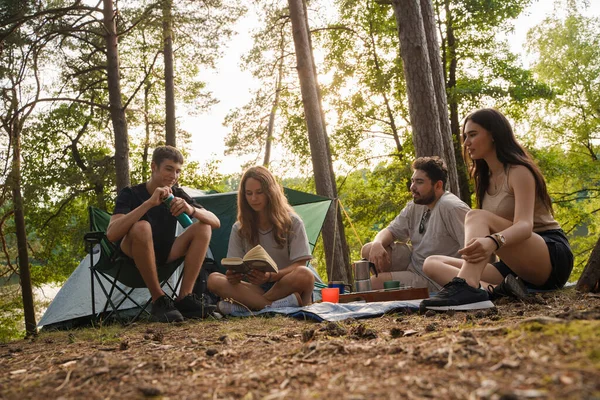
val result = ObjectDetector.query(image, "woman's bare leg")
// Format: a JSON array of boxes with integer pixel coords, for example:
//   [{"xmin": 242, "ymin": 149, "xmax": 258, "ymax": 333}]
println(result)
[
  {"xmin": 207, "ymin": 273, "xmax": 271, "ymax": 310},
  {"xmin": 454, "ymin": 209, "xmax": 552, "ymax": 288},
  {"xmin": 264, "ymin": 266, "xmax": 314, "ymax": 305}
]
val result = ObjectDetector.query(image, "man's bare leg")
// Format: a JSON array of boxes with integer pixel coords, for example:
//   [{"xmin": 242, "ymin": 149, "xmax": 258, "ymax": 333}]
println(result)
[
  {"xmin": 120, "ymin": 221, "xmax": 163, "ymax": 302},
  {"xmin": 167, "ymin": 222, "xmax": 212, "ymax": 301}
]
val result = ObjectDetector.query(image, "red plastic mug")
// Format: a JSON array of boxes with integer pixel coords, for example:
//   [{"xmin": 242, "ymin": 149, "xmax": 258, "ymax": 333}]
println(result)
[{"xmin": 321, "ymin": 287, "xmax": 340, "ymax": 303}]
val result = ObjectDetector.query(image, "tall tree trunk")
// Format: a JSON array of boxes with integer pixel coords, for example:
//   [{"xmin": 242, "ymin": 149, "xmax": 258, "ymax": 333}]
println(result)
[
  {"xmin": 301, "ymin": 0, "xmax": 352, "ymax": 283},
  {"xmin": 142, "ymin": 81, "xmax": 152, "ymax": 181},
  {"xmin": 419, "ymin": 0, "xmax": 459, "ymax": 195},
  {"xmin": 103, "ymin": 0, "xmax": 130, "ymax": 192},
  {"xmin": 9, "ymin": 115, "xmax": 36, "ymax": 336},
  {"xmin": 288, "ymin": 0, "xmax": 351, "ymax": 283},
  {"xmin": 576, "ymin": 237, "xmax": 600, "ymax": 293},
  {"xmin": 392, "ymin": 0, "xmax": 444, "ymax": 160},
  {"xmin": 444, "ymin": 0, "xmax": 471, "ymax": 205},
  {"xmin": 264, "ymin": 40, "xmax": 285, "ymax": 167},
  {"xmin": 163, "ymin": 0, "xmax": 176, "ymax": 147}
]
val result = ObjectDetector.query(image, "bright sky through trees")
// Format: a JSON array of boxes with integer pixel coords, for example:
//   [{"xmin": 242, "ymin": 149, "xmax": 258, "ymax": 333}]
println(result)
[{"xmin": 183, "ymin": 1, "xmax": 600, "ymax": 176}]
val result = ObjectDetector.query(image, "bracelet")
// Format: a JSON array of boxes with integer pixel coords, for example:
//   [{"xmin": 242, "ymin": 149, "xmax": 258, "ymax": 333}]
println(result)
[
  {"xmin": 485, "ymin": 235, "xmax": 500, "ymax": 250},
  {"xmin": 188, "ymin": 208, "xmax": 195, "ymax": 218}
]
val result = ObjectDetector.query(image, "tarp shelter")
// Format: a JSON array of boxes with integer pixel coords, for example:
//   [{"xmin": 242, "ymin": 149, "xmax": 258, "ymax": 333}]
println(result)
[{"xmin": 38, "ymin": 187, "xmax": 331, "ymax": 328}]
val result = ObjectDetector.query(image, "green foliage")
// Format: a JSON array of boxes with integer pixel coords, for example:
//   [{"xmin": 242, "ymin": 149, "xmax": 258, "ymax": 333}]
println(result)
[
  {"xmin": 524, "ymin": 2, "xmax": 600, "ymax": 277},
  {"xmin": 338, "ymin": 159, "xmax": 413, "ymax": 262},
  {"xmin": 319, "ymin": 0, "xmax": 409, "ymax": 163},
  {"xmin": 0, "ymin": 285, "xmax": 24, "ymax": 343},
  {"xmin": 222, "ymin": 2, "xmax": 312, "ymax": 168},
  {"xmin": 179, "ymin": 158, "xmax": 230, "ymax": 193},
  {"xmin": 439, "ymin": 0, "xmax": 553, "ymax": 119},
  {"xmin": 287, "ymin": 159, "xmax": 415, "ymax": 280}
]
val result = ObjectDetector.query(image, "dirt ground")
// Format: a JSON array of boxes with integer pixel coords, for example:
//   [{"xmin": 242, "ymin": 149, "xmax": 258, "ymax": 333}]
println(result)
[{"xmin": 1, "ymin": 287, "xmax": 599, "ymax": 400}]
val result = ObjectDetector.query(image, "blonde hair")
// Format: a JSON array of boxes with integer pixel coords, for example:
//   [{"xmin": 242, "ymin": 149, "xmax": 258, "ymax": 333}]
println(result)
[{"xmin": 237, "ymin": 166, "xmax": 294, "ymax": 248}]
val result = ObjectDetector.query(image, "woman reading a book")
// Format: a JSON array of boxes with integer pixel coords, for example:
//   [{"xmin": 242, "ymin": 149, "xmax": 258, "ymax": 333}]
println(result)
[{"xmin": 207, "ymin": 166, "xmax": 315, "ymax": 315}]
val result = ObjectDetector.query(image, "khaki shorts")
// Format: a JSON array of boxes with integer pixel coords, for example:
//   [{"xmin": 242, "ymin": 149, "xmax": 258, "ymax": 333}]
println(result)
[{"xmin": 370, "ymin": 242, "xmax": 440, "ymax": 292}]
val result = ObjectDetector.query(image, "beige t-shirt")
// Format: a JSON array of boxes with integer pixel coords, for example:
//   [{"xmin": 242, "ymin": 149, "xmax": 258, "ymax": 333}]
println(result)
[
  {"xmin": 387, "ymin": 192, "xmax": 470, "ymax": 273},
  {"xmin": 227, "ymin": 214, "xmax": 312, "ymax": 270}
]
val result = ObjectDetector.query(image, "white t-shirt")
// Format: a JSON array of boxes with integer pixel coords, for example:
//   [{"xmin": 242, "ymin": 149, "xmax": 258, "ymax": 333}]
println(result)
[
  {"xmin": 227, "ymin": 213, "xmax": 312, "ymax": 270},
  {"xmin": 387, "ymin": 192, "xmax": 470, "ymax": 272}
]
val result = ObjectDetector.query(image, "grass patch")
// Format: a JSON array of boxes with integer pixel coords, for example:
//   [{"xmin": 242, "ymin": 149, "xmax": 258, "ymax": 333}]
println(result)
[{"xmin": 514, "ymin": 320, "xmax": 600, "ymax": 368}]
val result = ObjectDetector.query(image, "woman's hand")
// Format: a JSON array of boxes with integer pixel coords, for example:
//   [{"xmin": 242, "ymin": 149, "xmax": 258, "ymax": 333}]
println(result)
[
  {"xmin": 246, "ymin": 270, "xmax": 270, "ymax": 286},
  {"xmin": 459, "ymin": 237, "xmax": 497, "ymax": 264},
  {"xmin": 225, "ymin": 269, "xmax": 243, "ymax": 285}
]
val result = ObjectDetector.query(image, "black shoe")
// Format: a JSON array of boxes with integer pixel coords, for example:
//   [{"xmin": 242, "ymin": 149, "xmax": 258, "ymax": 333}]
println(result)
[
  {"xmin": 420, "ymin": 277, "xmax": 495, "ymax": 312},
  {"xmin": 488, "ymin": 275, "xmax": 528, "ymax": 301},
  {"xmin": 151, "ymin": 295, "xmax": 184, "ymax": 323},
  {"xmin": 175, "ymin": 293, "xmax": 216, "ymax": 319}
]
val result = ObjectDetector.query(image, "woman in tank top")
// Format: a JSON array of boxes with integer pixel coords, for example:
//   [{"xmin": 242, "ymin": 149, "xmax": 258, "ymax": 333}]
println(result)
[
  {"xmin": 207, "ymin": 166, "xmax": 315, "ymax": 315},
  {"xmin": 420, "ymin": 108, "xmax": 573, "ymax": 311}
]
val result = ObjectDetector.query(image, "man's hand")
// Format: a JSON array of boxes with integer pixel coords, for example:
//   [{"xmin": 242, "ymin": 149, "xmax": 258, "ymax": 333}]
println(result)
[
  {"xmin": 225, "ymin": 269, "xmax": 243, "ymax": 285},
  {"xmin": 246, "ymin": 270, "xmax": 270, "ymax": 286},
  {"xmin": 149, "ymin": 186, "xmax": 172, "ymax": 207},
  {"xmin": 459, "ymin": 237, "xmax": 496, "ymax": 264},
  {"xmin": 169, "ymin": 195, "xmax": 194, "ymax": 217},
  {"xmin": 368, "ymin": 242, "xmax": 391, "ymax": 273}
]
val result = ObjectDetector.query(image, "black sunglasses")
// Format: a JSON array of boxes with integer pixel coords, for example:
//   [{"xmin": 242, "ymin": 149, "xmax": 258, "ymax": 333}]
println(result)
[{"xmin": 419, "ymin": 209, "xmax": 431, "ymax": 234}]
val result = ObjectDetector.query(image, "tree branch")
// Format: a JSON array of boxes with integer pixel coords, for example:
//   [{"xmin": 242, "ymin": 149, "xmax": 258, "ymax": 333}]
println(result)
[
  {"xmin": 42, "ymin": 187, "xmax": 96, "ymax": 229},
  {"xmin": 123, "ymin": 50, "xmax": 162, "ymax": 110}
]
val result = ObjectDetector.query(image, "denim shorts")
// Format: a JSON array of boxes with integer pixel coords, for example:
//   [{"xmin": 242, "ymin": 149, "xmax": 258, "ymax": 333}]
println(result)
[
  {"xmin": 260, "ymin": 281, "xmax": 276, "ymax": 293},
  {"xmin": 493, "ymin": 229, "xmax": 574, "ymax": 290}
]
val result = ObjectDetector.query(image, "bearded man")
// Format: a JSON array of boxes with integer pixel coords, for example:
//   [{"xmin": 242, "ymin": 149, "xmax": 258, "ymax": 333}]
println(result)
[{"xmin": 361, "ymin": 157, "xmax": 471, "ymax": 291}]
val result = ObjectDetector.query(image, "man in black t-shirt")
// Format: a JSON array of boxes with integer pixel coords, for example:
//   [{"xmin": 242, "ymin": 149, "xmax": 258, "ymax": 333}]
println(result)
[{"xmin": 107, "ymin": 146, "xmax": 220, "ymax": 322}]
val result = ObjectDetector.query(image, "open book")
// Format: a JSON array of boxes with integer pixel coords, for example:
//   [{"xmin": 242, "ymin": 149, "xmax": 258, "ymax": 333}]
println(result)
[{"xmin": 221, "ymin": 244, "xmax": 278, "ymax": 274}]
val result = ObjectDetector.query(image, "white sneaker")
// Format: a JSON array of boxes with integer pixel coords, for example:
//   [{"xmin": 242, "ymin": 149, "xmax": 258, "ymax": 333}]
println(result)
[
  {"xmin": 268, "ymin": 293, "xmax": 301, "ymax": 309},
  {"xmin": 216, "ymin": 300, "xmax": 248, "ymax": 315}
]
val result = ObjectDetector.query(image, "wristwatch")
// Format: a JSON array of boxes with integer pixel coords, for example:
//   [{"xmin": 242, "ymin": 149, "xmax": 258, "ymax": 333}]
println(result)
[{"xmin": 492, "ymin": 233, "xmax": 506, "ymax": 249}]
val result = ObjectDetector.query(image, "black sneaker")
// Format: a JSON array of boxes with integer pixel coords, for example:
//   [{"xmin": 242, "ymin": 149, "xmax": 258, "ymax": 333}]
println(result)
[
  {"xmin": 420, "ymin": 277, "xmax": 495, "ymax": 312},
  {"xmin": 488, "ymin": 275, "xmax": 528, "ymax": 301},
  {"xmin": 175, "ymin": 293, "xmax": 216, "ymax": 319},
  {"xmin": 151, "ymin": 295, "xmax": 184, "ymax": 323}
]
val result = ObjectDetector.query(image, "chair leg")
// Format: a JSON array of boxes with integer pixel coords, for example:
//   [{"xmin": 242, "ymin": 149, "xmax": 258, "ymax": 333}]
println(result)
[
  {"xmin": 97, "ymin": 270, "xmax": 150, "ymax": 321},
  {"xmin": 88, "ymin": 245, "xmax": 97, "ymax": 323},
  {"xmin": 128, "ymin": 298, "xmax": 152, "ymax": 325}
]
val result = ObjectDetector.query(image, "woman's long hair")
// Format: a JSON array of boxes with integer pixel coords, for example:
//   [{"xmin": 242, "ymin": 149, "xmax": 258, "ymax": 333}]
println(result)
[
  {"xmin": 237, "ymin": 166, "xmax": 294, "ymax": 248},
  {"xmin": 462, "ymin": 108, "xmax": 553, "ymax": 212}
]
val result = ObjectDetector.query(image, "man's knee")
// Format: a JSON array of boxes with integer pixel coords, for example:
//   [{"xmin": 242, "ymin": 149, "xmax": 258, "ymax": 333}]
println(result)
[
  {"xmin": 361, "ymin": 243, "xmax": 372, "ymax": 259},
  {"xmin": 128, "ymin": 220, "xmax": 153, "ymax": 243},
  {"xmin": 189, "ymin": 221, "xmax": 212, "ymax": 241},
  {"xmin": 389, "ymin": 242, "xmax": 411, "ymax": 272}
]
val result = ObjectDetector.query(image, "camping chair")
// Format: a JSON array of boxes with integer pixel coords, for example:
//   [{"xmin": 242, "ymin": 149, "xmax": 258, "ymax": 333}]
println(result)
[{"xmin": 84, "ymin": 206, "xmax": 184, "ymax": 323}]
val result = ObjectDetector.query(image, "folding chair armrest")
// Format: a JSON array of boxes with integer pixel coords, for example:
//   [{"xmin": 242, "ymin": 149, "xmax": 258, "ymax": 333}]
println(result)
[{"xmin": 84, "ymin": 231, "xmax": 106, "ymax": 244}]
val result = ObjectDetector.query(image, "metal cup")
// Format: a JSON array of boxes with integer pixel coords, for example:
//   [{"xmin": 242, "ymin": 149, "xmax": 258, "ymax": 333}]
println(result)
[
  {"xmin": 353, "ymin": 259, "xmax": 377, "ymax": 281},
  {"xmin": 354, "ymin": 279, "xmax": 372, "ymax": 292}
]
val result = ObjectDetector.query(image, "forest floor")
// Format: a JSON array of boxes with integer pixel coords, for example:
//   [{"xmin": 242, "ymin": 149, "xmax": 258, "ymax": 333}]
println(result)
[{"xmin": 1, "ymin": 287, "xmax": 600, "ymax": 400}]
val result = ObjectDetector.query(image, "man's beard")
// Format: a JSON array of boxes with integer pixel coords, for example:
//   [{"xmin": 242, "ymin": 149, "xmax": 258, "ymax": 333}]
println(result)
[{"xmin": 413, "ymin": 190, "xmax": 436, "ymax": 205}]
